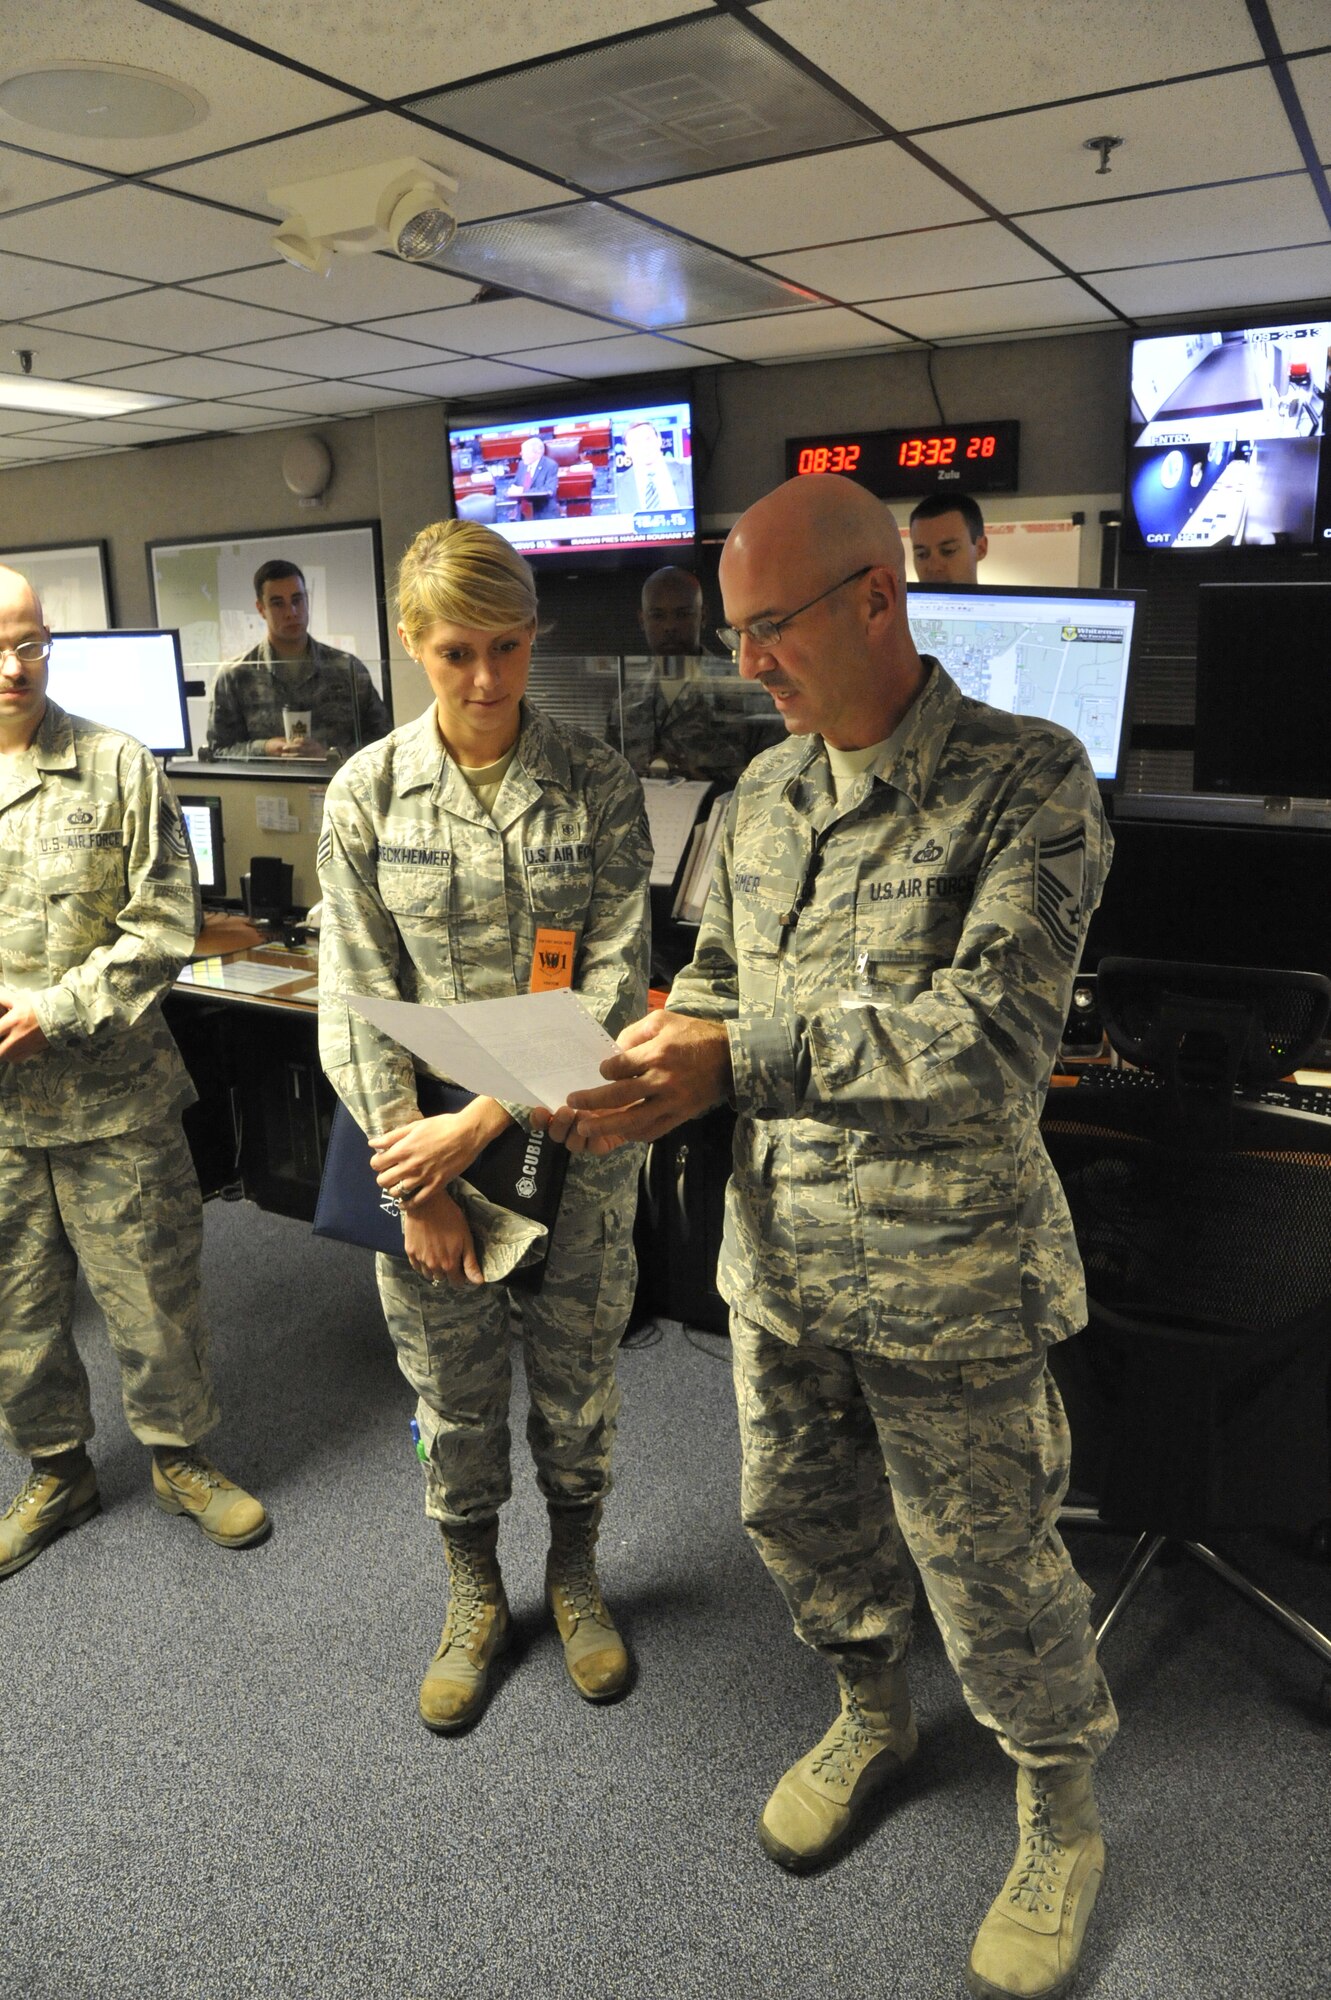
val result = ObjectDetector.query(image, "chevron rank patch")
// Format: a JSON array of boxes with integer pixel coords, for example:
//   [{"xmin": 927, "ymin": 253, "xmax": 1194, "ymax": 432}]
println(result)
[
  {"xmin": 159, "ymin": 801, "xmax": 189, "ymax": 860},
  {"xmin": 1034, "ymin": 827, "xmax": 1086, "ymax": 955},
  {"xmin": 316, "ymin": 828, "xmax": 332, "ymax": 870}
]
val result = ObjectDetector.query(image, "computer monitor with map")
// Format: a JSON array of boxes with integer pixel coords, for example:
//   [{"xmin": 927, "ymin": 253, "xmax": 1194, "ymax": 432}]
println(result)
[{"xmin": 906, "ymin": 583, "xmax": 1141, "ymax": 785}]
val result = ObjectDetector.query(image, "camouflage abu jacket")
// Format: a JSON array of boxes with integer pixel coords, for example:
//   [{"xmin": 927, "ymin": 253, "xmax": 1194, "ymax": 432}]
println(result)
[
  {"xmin": 667, "ymin": 660, "xmax": 1113, "ymax": 1362},
  {"xmin": 207, "ymin": 636, "xmax": 389, "ymax": 760},
  {"xmin": 0, "ymin": 701, "xmax": 199, "ymax": 1146},
  {"xmin": 317, "ymin": 700, "xmax": 651, "ymax": 1153}
]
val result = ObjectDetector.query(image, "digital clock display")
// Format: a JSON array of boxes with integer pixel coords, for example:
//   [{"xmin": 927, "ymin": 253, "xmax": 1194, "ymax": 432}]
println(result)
[{"xmin": 786, "ymin": 422, "xmax": 1020, "ymax": 496}]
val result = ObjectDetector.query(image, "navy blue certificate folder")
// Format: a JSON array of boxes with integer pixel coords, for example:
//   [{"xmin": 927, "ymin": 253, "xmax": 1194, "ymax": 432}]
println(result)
[{"xmin": 312, "ymin": 1080, "xmax": 566, "ymax": 1290}]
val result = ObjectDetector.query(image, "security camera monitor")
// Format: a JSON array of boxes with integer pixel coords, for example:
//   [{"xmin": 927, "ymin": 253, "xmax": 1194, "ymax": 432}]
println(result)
[
  {"xmin": 46, "ymin": 628, "xmax": 190, "ymax": 756},
  {"xmin": 1193, "ymin": 582, "xmax": 1331, "ymax": 801},
  {"xmin": 1124, "ymin": 318, "xmax": 1331, "ymax": 551},
  {"xmin": 177, "ymin": 793, "xmax": 227, "ymax": 900},
  {"xmin": 447, "ymin": 393, "xmax": 696, "ymax": 566},
  {"xmin": 906, "ymin": 583, "xmax": 1142, "ymax": 785}
]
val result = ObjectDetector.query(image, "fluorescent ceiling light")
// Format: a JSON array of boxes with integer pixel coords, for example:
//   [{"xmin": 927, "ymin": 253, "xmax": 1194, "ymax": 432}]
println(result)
[{"xmin": 0, "ymin": 375, "xmax": 180, "ymax": 418}]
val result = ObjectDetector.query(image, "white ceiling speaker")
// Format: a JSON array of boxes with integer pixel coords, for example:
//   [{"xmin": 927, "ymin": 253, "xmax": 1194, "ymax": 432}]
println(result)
[
  {"xmin": 281, "ymin": 435, "xmax": 333, "ymax": 509},
  {"xmin": 267, "ymin": 157, "xmax": 459, "ymax": 275}
]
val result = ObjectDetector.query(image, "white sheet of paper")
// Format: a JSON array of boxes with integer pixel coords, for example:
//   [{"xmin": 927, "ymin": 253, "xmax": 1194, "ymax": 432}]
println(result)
[{"xmin": 348, "ymin": 988, "xmax": 620, "ymax": 1107}]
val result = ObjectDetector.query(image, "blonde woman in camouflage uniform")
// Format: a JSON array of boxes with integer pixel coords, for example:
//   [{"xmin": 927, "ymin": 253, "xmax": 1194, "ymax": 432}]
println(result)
[
  {"xmin": 546, "ymin": 477, "xmax": 1119, "ymax": 2000},
  {"xmin": 0, "ymin": 567, "xmax": 267, "ymax": 1576},
  {"xmin": 317, "ymin": 519, "xmax": 650, "ymax": 1733}
]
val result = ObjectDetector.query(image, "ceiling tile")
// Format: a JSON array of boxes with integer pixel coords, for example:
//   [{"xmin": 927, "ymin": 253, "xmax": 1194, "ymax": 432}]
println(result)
[
  {"xmin": 209, "ymin": 325, "xmax": 459, "ymax": 376},
  {"xmin": 0, "ymin": 247, "xmax": 142, "ymax": 319},
  {"xmin": 761, "ymin": 0, "xmax": 1263, "ymax": 128},
  {"xmin": 356, "ymin": 356, "xmax": 578, "ymax": 398},
  {"xmin": 0, "ymin": 1, "xmax": 361, "ymax": 172},
  {"xmin": 1095, "ymin": 242, "xmax": 1331, "ymax": 319},
  {"xmin": 360, "ymin": 298, "xmax": 619, "ymax": 354},
  {"xmin": 30, "ymin": 286, "xmax": 327, "ymax": 351},
  {"xmin": 228, "ymin": 380, "xmax": 427, "ymax": 415},
  {"xmin": 0, "ymin": 184, "xmax": 274, "ymax": 282},
  {"xmin": 81, "ymin": 354, "xmax": 314, "ymax": 397},
  {"xmin": 497, "ymin": 332, "xmax": 726, "ymax": 378},
  {"xmin": 762, "ymin": 220, "xmax": 1060, "ymax": 302},
  {"xmin": 115, "ymin": 399, "xmax": 296, "ymax": 435},
  {"xmin": 0, "ymin": 144, "xmax": 109, "ymax": 216},
  {"xmin": 188, "ymin": 256, "xmax": 479, "ymax": 322},
  {"xmin": 0, "ymin": 407, "xmax": 74, "ymax": 435},
  {"xmin": 439, "ymin": 201, "xmax": 818, "ymax": 327},
  {"xmin": 1022, "ymin": 175, "xmax": 1331, "ymax": 272},
  {"xmin": 1269, "ymin": 3, "xmax": 1331, "ymax": 54},
  {"xmin": 408, "ymin": 12, "xmax": 876, "ymax": 194},
  {"xmin": 0, "ymin": 434, "xmax": 104, "ymax": 462},
  {"xmin": 681, "ymin": 308, "xmax": 909, "ymax": 361},
  {"xmin": 920, "ymin": 69, "xmax": 1305, "ymax": 215},
  {"xmin": 0, "ymin": 320, "xmax": 171, "ymax": 380},
  {"xmin": 1287, "ymin": 51, "xmax": 1331, "ymax": 157},
  {"xmin": 623, "ymin": 140, "xmax": 983, "ymax": 254},
  {"xmin": 19, "ymin": 415, "xmax": 191, "ymax": 446},
  {"xmin": 154, "ymin": 108, "xmax": 573, "ymax": 223},
  {"xmin": 876, "ymin": 276, "xmax": 1117, "ymax": 342},
  {"xmin": 178, "ymin": 0, "xmax": 707, "ymax": 101}
]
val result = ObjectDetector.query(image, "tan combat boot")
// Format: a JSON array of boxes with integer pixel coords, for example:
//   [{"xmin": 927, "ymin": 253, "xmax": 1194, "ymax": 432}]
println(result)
[
  {"xmin": 759, "ymin": 1659, "xmax": 917, "ymax": 1870},
  {"xmin": 0, "ymin": 1458, "xmax": 100, "ymax": 1577},
  {"xmin": 966, "ymin": 1764, "xmax": 1105, "ymax": 2000},
  {"xmin": 545, "ymin": 1502, "xmax": 630, "ymax": 1701},
  {"xmin": 419, "ymin": 1519, "xmax": 511, "ymax": 1733},
  {"xmin": 152, "ymin": 1448, "xmax": 269, "ymax": 1547}
]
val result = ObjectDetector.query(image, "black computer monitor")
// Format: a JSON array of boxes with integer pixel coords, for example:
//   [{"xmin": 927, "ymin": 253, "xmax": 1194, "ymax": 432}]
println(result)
[
  {"xmin": 177, "ymin": 794, "xmax": 226, "ymax": 901},
  {"xmin": 1194, "ymin": 582, "xmax": 1331, "ymax": 801},
  {"xmin": 46, "ymin": 629, "xmax": 190, "ymax": 757},
  {"xmin": 906, "ymin": 583, "xmax": 1142, "ymax": 785}
]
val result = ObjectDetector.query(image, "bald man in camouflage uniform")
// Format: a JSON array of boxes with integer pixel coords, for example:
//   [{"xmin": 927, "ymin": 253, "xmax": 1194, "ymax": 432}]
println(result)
[
  {"xmin": 0, "ymin": 567, "xmax": 267, "ymax": 1578},
  {"xmin": 318, "ymin": 696, "xmax": 649, "ymax": 1728},
  {"xmin": 548, "ymin": 477, "xmax": 1117, "ymax": 2000}
]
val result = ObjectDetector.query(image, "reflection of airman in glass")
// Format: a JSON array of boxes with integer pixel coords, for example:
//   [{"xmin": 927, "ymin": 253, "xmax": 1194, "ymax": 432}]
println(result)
[
  {"xmin": 908, "ymin": 491, "xmax": 988, "ymax": 586},
  {"xmin": 207, "ymin": 560, "xmax": 389, "ymax": 761},
  {"xmin": 505, "ymin": 437, "xmax": 561, "ymax": 520},
  {"xmin": 609, "ymin": 568, "xmax": 780, "ymax": 784}
]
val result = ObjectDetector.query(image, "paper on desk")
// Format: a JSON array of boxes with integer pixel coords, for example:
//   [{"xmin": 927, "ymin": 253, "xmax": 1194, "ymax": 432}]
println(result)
[{"xmin": 348, "ymin": 987, "xmax": 620, "ymax": 1107}]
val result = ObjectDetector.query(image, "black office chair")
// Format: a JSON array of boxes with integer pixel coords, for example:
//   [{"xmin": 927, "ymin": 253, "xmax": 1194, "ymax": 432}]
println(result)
[{"xmin": 1041, "ymin": 956, "xmax": 1331, "ymax": 1710}]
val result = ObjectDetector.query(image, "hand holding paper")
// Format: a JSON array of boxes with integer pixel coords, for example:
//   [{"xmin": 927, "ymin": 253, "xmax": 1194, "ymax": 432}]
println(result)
[{"xmin": 347, "ymin": 986, "xmax": 622, "ymax": 1109}]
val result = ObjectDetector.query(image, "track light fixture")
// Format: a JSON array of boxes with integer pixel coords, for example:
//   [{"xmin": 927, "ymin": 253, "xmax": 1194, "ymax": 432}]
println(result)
[{"xmin": 267, "ymin": 156, "xmax": 459, "ymax": 275}]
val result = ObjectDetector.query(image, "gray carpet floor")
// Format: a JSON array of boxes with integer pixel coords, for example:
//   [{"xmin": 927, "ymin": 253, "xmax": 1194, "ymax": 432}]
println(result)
[{"xmin": 2, "ymin": 1196, "xmax": 1329, "ymax": 2000}]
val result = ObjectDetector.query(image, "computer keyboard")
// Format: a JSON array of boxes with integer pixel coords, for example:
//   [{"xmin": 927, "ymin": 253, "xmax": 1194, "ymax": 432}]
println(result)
[{"xmin": 1069, "ymin": 1066, "xmax": 1331, "ymax": 1119}]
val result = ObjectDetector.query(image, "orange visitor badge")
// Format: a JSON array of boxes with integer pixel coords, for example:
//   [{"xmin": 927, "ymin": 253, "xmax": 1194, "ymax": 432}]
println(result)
[{"xmin": 530, "ymin": 926, "xmax": 576, "ymax": 991}]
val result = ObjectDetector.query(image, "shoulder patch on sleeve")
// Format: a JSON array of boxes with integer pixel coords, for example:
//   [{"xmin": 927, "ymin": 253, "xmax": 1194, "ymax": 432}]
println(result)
[
  {"xmin": 316, "ymin": 828, "xmax": 333, "ymax": 870},
  {"xmin": 1034, "ymin": 827, "xmax": 1086, "ymax": 956},
  {"xmin": 159, "ymin": 800, "xmax": 189, "ymax": 860}
]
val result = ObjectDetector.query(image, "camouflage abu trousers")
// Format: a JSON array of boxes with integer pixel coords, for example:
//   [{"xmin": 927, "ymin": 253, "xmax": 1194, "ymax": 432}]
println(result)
[
  {"xmin": 377, "ymin": 1178, "xmax": 638, "ymax": 1528},
  {"xmin": 0, "ymin": 1117, "xmax": 218, "ymax": 1457},
  {"xmin": 731, "ymin": 1313, "xmax": 1118, "ymax": 1771}
]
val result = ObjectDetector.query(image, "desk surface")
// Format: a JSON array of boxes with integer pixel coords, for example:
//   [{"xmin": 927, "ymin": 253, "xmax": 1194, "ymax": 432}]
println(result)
[{"xmin": 177, "ymin": 940, "xmax": 318, "ymax": 1013}]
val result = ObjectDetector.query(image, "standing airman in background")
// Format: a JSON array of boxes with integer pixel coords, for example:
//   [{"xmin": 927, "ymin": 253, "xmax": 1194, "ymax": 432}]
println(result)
[{"xmin": 0, "ymin": 566, "xmax": 268, "ymax": 1576}]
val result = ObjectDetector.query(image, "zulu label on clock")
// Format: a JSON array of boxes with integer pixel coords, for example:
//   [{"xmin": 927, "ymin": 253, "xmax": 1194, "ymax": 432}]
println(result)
[{"xmin": 786, "ymin": 423, "xmax": 1020, "ymax": 496}]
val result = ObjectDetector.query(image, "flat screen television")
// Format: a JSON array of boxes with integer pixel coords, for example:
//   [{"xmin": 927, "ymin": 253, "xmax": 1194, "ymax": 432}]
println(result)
[
  {"xmin": 177, "ymin": 793, "xmax": 226, "ymax": 900},
  {"xmin": 1124, "ymin": 317, "xmax": 1331, "ymax": 551},
  {"xmin": 1193, "ymin": 582, "xmax": 1331, "ymax": 800},
  {"xmin": 906, "ymin": 583, "xmax": 1141, "ymax": 784},
  {"xmin": 46, "ymin": 629, "xmax": 190, "ymax": 757},
  {"xmin": 447, "ymin": 392, "xmax": 696, "ymax": 566}
]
